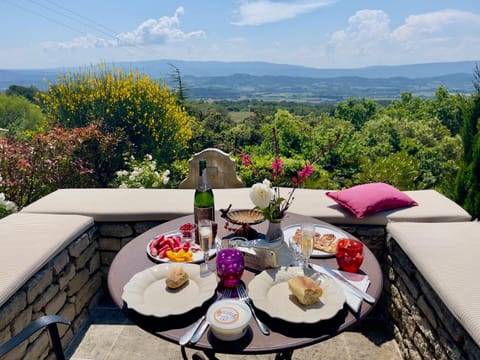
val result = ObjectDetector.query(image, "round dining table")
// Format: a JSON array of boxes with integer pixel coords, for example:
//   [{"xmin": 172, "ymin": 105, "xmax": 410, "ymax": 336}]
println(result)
[{"xmin": 107, "ymin": 212, "xmax": 383, "ymax": 359}]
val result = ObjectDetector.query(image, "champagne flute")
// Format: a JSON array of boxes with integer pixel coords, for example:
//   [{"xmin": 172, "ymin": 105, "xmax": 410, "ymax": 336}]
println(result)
[
  {"xmin": 300, "ymin": 224, "xmax": 314, "ymax": 270},
  {"xmin": 198, "ymin": 219, "xmax": 213, "ymax": 272}
]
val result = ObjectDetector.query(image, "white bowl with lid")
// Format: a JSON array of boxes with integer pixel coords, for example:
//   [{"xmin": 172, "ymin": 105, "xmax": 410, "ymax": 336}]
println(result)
[{"xmin": 206, "ymin": 299, "xmax": 251, "ymax": 341}]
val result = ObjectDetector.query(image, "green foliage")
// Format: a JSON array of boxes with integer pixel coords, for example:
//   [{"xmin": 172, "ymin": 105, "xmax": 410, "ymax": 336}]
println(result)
[
  {"xmin": 260, "ymin": 109, "xmax": 308, "ymax": 157},
  {"xmin": 0, "ymin": 124, "xmax": 126, "ymax": 207},
  {"xmin": 354, "ymin": 152, "xmax": 421, "ymax": 190},
  {"xmin": 334, "ymin": 97, "xmax": 379, "ymax": 129},
  {"xmin": 0, "ymin": 93, "xmax": 47, "ymax": 140},
  {"xmin": 428, "ymin": 86, "xmax": 466, "ymax": 136},
  {"xmin": 5, "ymin": 85, "xmax": 39, "ymax": 103},
  {"xmin": 456, "ymin": 93, "xmax": 480, "ymax": 218},
  {"xmin": 187, "ymin": 102, "xmax": 236, "ymax": 152},
  {"xmin": 237, "ymin": 155, "xmax": 310, "ymax": 187},
  {"xmin": 354, "ymin": 115, "xmax": 462, "ymax": 192},
  {"xmin": 36, "ymin": 65, "xmax": 195, "ymax": 164}
]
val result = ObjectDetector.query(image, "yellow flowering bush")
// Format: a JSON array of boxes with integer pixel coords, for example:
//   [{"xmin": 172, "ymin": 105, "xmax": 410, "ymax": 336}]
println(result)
[{"xmin": 36, "ymin": 64, "xmax": 195, "ymax": 163}]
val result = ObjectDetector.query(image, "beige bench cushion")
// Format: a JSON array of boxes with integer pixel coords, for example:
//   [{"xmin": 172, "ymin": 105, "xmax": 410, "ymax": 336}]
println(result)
[
  {"xmin": 387, "ymin": 221, "xmax": 480, "ymax": 345},
  {"xmin": 22, "ymin": 188, "xmax": 197, "ymax": 222},
  {"xmin": 289, "ymin": 188, "xmax": 471, "ymax": 225},
  {"xmin": 22, "ymin": 188, "xmax": 471, "ymax": 225},
  {"xmin": 22, "ymin": 188, "xmax": 255, "ymax": 222},
  {"xmin": 0, "ymin": 213, "xmax": 94, "ymax": 307}
]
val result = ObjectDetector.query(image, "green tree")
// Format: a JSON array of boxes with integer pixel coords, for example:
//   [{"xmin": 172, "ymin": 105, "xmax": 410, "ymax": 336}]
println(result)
[
  {"xmin": 334, "ymin": 97, "xmax": 379, "ymax": 129},
  {"xmin": 5, "ymin": 85, "xmax": 39, "ymax": 102},
  {"xmin": 187, "ymin": 102, "xmax": 236, "ymax": 152},
  {"xmin": 427, "ymin": 86, "xmax": 466, "ymax": 136},
  {"xmin": 168, "ymin": 64, "xmax": 189, "ymax": 105},
  {"xmin": 0, "ymin": 93, "xmax": 47, "ymax": 139},
  {"xmin": 355, "ymin": 115, "xmax": 462, "ymax": 193},
  {"xmin": 36, "ymin": 65, "xmax": 195, "ymax": 164},
  {"xmin": 456, "ymin": 72, "xmax": 480, "ymax": 218}
]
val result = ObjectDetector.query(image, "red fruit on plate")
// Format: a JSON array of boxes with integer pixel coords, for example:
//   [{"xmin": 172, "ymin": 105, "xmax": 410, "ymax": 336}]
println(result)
[
  {"xmin": 173, "ymin": 236, "xmax": 182, "ymax": 248},
  {"xmin": 158, "ymin": 244, "xmax": 171, "ymax": 258}
]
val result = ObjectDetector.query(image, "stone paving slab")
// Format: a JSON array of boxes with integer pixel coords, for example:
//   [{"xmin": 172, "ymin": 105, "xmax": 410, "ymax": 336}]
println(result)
[{"xmin": 66, "ymin": 304, "xmax": 401, "ymax": 360}]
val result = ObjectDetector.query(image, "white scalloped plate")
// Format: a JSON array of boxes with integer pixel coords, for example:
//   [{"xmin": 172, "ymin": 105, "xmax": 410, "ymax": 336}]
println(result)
[
  {"xmin": 248, "ymin": 267, "xmax": 345, "ymax": 323},
  {"xmin": 122, "ymin": 263, "xmax": 217, "ymax": 317}
]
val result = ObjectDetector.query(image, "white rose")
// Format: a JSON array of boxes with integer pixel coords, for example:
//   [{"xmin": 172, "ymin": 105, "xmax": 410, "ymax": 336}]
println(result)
[
  {"xmin": 249, "ymin": 180, "xmax": 274, "ymax": 208},
  {"xmin": 5, "ymin": 201, "xmax": 17, "ymax": 212},
  {"xmin": 162, "ymin": 170, "xmax": 170, "ymax": 185}
]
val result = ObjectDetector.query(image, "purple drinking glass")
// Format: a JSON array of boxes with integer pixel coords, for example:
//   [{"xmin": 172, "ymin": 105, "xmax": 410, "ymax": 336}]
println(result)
[{"xmin": 216, "ymin": 248, "xmax": 244, "ymax": 288}]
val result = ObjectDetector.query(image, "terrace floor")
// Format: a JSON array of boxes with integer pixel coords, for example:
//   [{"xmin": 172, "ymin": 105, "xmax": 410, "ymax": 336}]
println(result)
[{"xmin": 65, "ymin": 297, "xmax": 401, "ymax": 360}]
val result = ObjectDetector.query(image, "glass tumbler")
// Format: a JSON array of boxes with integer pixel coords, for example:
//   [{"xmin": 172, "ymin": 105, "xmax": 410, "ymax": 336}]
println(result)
[
  {"xmin": 179, "ymin": 223, "xmax": 197, "ymax": 243},
  {"xmin": 216, "ymin": 248, "xmax": 244, "ymax": 288},
  {"xmin": 336, "ymin": 238, "xmax": 364, "ymax": 273}
]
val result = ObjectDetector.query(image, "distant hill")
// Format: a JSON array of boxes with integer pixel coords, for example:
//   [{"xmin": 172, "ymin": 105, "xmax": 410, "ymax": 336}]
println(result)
[
  {"xmin": 123, "ymin": 59, "xmax": 480, "ymax": 79},
  {"xmin": 0, "ymin": 59, "xmax": 478, "ymax": 101}
]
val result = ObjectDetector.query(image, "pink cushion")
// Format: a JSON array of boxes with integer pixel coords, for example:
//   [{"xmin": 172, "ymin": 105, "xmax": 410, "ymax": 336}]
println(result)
[{"xmin": 326, "ymin": 183, "xmax": 418, "ymax": 218}]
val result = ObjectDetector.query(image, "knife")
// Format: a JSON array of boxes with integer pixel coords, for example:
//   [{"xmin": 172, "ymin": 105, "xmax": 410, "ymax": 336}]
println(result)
[
  {"xmin": 178, "ymin": 315, "xmax": 205, "ymax": 346},
  {"xmin": 318, "ymin": 264, "xmax": 376, "ymax": 304},
  {"xmin": 190, "ymin": 317, "xmax": 209, "ymax": 344}
]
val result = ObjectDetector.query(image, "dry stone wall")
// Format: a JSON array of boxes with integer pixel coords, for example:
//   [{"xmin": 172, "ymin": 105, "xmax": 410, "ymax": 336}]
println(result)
[
  {"xmin": 0, "ymin": 226, "xmax": 100, "ymax": 360},
  {"xmin": 97, "ymin": 221, "xmax": 162, "ymax": 285},
  {"xmin": 385, "ymin": 236, "xmax": 480, "ymax": 360}
]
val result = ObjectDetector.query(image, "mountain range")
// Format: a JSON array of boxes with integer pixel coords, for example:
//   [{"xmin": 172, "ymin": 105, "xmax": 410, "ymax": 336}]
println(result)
[{"xmin": 1, "ymin": 59, "xmax": 478, "ymax": 102}]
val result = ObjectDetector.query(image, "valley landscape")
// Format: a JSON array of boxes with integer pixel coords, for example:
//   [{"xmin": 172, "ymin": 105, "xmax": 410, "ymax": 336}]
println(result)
[{"xmin": 1, "ymin": 59, "xmax": 478, "ymax": 102}]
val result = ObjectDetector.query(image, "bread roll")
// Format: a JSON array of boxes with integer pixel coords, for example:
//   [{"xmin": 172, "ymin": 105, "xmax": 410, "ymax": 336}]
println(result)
[
  {"xmin": 287, "ymin": 275, "xmax": 323, "ymax": 306},
  {"xmin": 165, "ymin": 266, "xmax": 189, "ymax": 289}
]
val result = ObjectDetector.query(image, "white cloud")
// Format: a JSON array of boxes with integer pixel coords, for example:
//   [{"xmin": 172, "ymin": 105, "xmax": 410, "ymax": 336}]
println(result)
[
  {"xmin": 232, "ymin": 0, "xmax": 336, "ymax": 26},
  {"xmin": 327, "ymin": 9, "xmax": 480, "ymax": 66},
  {"xmin": 50, "ymin": 7, "xmax": 205, "ymax": 50},
  {"xmin": 391, "ymin": 9, "xmax": 480, "ymax": 49}
]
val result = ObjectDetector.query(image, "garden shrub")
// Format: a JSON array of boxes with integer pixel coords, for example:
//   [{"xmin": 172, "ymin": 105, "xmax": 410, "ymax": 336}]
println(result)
[
  {"xmin": 0, "ymin": 123, "xmax": 126, "ymax": 207},
  {"xmin": 36, "ymin": 64, "xmax": 196, "ymax": 165},
  {"xmin": 0, "ymin": 93, "xmax": 47, "ymax": 140}
]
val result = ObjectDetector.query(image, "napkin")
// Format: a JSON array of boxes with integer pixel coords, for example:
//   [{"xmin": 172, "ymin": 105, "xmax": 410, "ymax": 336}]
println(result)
[{"xmin": 310, "ymin": 264, "xmax": 370, "ymax": 313}]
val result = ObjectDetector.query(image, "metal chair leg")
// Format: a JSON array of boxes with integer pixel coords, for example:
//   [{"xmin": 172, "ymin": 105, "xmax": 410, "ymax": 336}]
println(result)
[{"xmin": 0, "ymin": 315, "xmax": 70, "ymax": 359}]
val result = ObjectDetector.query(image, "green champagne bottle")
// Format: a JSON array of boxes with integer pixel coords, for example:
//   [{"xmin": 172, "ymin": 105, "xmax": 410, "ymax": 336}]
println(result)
[{"xmin": 194, "ymin": 160, "xmax": 215, "ymax": 225}]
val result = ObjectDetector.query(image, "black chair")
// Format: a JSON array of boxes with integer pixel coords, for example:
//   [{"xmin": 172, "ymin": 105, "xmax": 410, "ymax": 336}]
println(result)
[{"xmin": 0, "ymin": 315, "xmax": 70, "ymax": 360}]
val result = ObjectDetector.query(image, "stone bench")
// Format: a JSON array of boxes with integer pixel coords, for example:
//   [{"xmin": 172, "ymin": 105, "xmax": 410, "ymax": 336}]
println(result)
[
  {"xmin": 386, "ymin": 221, "xmax": 480, "ymax": 359},
  {"xmin": 21, "ymin": 187, "xmax": 471, "ymax": 224},
  {"xmin": 0, "ymin": 213, "xmax": 100, "ymax": 360}
]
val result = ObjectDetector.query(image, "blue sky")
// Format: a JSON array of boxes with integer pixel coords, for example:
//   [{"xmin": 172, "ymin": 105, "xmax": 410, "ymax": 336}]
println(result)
[{"xmin": 1, "ymin": 0, "xmax": 479, "ymax": 69}]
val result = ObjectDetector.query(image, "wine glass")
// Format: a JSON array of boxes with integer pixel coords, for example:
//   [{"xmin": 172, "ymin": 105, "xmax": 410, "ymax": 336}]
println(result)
[
  {"xmin": 288, "ymin": 231, "xmax": 302, "ymax": 266},
  {"xmin": 198, "ymin": 219, "xmax": 214, "ymax": 273},
  {"xmin": 300, "ymin": 224, "xmax": 314, "ymax": 270}
]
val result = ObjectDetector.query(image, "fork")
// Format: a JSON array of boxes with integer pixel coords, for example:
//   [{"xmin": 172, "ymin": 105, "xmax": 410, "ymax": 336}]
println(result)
[
  {"xmin": 236, "ymin": 283, "xmax": 270, "ymax": 335},
  {"xmin": 188, "ymin": 287, "xmax": 233, "ymax": 344}
]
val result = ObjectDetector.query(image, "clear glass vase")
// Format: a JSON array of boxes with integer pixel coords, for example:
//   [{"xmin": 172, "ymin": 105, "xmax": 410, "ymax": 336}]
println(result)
[{"xmin": 265, "ymin": 220, "xmax": 284, "ymax": 243}]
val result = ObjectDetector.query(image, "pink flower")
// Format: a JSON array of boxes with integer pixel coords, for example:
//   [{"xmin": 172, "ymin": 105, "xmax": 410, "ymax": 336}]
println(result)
[
  {"xmin": 271, "ymin": 158, "xmax": 283, "ymax": 179},
  {"xmin": 240, "ymin": 153, "xmax": 252, "ymax": 167},
  {"xmin": 298, "ymin": 164, "xmax": 313, "ymax": 181}
]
